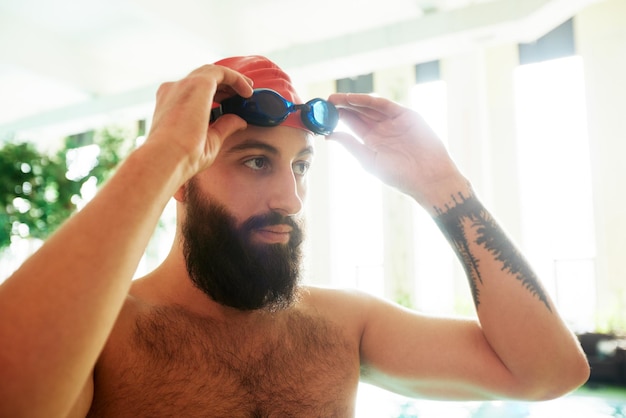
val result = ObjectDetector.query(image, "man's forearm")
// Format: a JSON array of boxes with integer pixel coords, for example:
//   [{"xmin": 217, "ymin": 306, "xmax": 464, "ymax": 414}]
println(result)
[
  {"xmin": 431, "ymin": 187, "xmax": 589, "ymax": 399},
  {"xmin": 0, "ymin": 142, "xmax": 186, "ymax": 416},
  {"xmin": 433, "ymin": 190, "xmax": 551, "ymax": 312}
]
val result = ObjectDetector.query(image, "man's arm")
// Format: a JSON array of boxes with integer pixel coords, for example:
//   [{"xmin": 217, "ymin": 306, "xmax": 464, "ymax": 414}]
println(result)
[
  {"xmin": 327, "ymin": 93, "xmax": 590, "ymax": 401},
  {"xmin": 0, "ymin": 65, "xmax": 253, "ymax": 417}
]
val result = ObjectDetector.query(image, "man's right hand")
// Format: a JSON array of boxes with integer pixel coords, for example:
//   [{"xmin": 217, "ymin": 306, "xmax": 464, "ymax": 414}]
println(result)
[{"xmin": 145, "ymin": 64, "xmax": 254, "ymax": 184}]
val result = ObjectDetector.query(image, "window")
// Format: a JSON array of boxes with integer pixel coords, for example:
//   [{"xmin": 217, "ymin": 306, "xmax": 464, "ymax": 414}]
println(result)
[
  {"xmin": 513, "ymin": 55, "xmax": 596, "ymax": 332},
  {"xmin": 514, "ymin": 19, "xmax": 596, "ymax": 331},
  {"xmin": 519, "ymin": 19, "xmax": 575, "ymax": 65}
]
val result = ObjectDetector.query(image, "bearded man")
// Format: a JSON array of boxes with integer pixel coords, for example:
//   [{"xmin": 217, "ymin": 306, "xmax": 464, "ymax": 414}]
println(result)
[{"xmin": 0, "ymin": 56, "xmax": 589, "ymax": 417}]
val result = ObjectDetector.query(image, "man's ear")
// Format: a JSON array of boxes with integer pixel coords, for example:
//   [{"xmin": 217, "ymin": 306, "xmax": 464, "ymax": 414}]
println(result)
[{"xmin": 174, "ymin": 183, "xmax": 187, "ymax": 203}]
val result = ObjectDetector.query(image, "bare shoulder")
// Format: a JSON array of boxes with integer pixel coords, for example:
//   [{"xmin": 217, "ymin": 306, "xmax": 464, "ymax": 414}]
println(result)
[
  {"xmin": 301, "ymin": 285, "xmax": 389, "ymax": 310},
  {"xmin": 300, "ymin": 285, "xmax": 373, "ymax": 309},
  {"xmin": 298, "ymin": 285, "xmax": 383, "ymax": 338}
]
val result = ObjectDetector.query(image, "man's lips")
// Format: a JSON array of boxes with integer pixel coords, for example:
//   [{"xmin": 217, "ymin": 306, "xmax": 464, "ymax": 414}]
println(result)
[{"xmin": 252, "ymin": 224, "xmax": 293, "ymax": 244}]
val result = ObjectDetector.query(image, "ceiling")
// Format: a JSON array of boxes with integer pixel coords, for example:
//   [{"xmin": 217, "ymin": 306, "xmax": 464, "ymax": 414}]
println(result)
[{"xmin": 0, "ymin": 0, "xmax": 605, "ymax": 137}]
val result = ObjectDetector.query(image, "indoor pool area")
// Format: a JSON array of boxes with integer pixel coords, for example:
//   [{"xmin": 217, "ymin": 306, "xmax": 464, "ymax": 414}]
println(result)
[
  {"xmin": 355, "ymin": 383, "xmax": 626, "ymax": 418},
  {"xmin": 2, "ymin": 1, "xmax": 626, "ymax": 417}
]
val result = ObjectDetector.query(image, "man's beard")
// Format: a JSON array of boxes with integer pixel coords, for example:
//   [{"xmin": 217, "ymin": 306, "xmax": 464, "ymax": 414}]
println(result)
[{"xmin": 181, "ymin": 181, "xmax": 304, "ymax": 311}]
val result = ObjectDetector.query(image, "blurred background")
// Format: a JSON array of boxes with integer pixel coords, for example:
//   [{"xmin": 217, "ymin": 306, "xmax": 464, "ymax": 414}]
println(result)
[{"xmin": 1, "ymin": 0, "xmax": 625, "ymax": 416}]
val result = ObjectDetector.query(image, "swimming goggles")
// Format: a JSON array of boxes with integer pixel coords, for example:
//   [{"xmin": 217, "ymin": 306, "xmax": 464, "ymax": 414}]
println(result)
[{"xmin": 210, "ymin": 88, "xmax": 339, "ymax": 135}]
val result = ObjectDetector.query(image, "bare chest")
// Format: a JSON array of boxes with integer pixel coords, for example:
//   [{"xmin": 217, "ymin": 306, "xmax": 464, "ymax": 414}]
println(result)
[{"xmin": 89, "ymin": 307, "xmax": 361, "ymax": 417}]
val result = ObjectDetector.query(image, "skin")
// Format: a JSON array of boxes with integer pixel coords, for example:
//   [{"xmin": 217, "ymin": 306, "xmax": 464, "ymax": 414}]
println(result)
[{"xmin": 0, "ymin": 64, "xmax": 590, "ymax": 417}]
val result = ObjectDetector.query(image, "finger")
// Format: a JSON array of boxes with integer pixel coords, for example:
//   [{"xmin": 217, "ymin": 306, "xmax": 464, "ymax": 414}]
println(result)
[
  {"xmin": 213, "ymin": 86, "xmax": 238, "ymax": 103},
  {"xmin": 330, "ymin": 93, "xmax": 403, "ymax": 120},
  {"xmin": 188, "ymin": 64, "xmax": 254, "ymax": 99},
  {"xmin": 215, "ymin": 74, "xmax": 254, "ymax": 101},
  {"xmin": 217, "ymin": 70, "xmax": 254, "ymax": 99},
  {"xmin": 329, "ymin": 94, "xmax": 385, "ymax": 122},
  {"xmin": 208, "ymin": 114, "xmax": 248, "ymax": 141}
]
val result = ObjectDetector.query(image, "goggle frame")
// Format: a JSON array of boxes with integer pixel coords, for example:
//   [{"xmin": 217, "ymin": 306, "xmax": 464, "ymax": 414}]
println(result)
[{"xmin": 210, "ymin": 88, "xmax": 339, "ymax": 136}]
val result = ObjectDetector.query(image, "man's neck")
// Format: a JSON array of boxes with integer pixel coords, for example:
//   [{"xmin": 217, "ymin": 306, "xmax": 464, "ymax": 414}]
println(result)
[{"xmin": 130, "ymin": 252, "xmax": 284, "ymax": 322}]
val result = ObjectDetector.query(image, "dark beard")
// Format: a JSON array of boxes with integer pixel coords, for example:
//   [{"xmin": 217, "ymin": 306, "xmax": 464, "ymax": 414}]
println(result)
[{"xmin": 181, "ymin": 181, "xmax": 304, "ymax": 311}]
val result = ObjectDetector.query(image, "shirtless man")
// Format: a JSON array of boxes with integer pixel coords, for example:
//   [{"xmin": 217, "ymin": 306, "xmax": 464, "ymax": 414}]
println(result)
[{"xmin": 0, "ymin": 55, "xmax": 589, "ymax": 417}]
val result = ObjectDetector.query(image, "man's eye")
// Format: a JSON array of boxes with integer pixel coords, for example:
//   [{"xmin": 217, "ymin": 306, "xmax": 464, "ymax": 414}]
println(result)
[
  {"xmin": 293, "ymin": 161, "xmax": 311, "ymax": 176},
  {"xmin": 244, "ymin": 157, "xmax": 268, "ymax": 171}
]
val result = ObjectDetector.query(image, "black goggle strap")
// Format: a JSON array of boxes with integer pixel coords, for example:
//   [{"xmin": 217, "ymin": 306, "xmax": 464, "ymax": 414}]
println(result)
[
  {"xmin": 210, "ymin": 91, "xmax": 282, "ymax": 124},
  {"xmin": 209, "ymin": 106, "xmax": 222, "ymax": 123},
  {"xmin": 209, "ymin": 94, "xmax": 245, "ymax": 123}
]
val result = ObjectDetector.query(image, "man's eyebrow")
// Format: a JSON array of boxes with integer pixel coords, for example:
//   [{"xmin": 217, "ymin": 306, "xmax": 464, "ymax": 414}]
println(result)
[
  {"xmin": 225, "ymin": 139, "xmax": 315, "ymax": 158},
  {"xmin": 298, "ymin": 145, "xmax": 315, "ymax": 158},
  {"xmin": 225, "ymin": 139, "xmax": 279, "ymax": 155}
]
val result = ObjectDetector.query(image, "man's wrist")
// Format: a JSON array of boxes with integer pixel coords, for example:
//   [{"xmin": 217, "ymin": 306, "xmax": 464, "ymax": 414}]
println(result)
[
  {"xmin": 410, "ymin": 175, "xmax": 474, "ymax": 217},
  {"xmin": 126, "ymin": 140, "xmax": 191, "ymax": 195}
]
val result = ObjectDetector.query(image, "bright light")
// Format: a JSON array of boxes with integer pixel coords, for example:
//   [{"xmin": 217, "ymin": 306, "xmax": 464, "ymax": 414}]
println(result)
[
  {"xmin": 327, "ymin": 121, "xmax": 384, "ymax": 294},
  {"xmin": 514, "ymin": 56, "xmax": 596, "ymax": 332},
  {"xmin": 410, "ymin": 80, "xmax": 456, "ymax": 314}
]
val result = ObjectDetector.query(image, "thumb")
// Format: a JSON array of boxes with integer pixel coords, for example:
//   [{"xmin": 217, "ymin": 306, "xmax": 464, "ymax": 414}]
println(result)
[
  {"xmin": 208, "ymin": 114, "xmax": 248, "ymax": 140},
  {"xmin": 326, "ymin": 131, "xmax": 376, "ymax": 171}
]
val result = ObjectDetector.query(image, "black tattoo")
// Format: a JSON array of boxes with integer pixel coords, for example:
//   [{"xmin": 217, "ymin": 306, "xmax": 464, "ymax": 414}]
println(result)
[{"xmin": 434, "ymin": 192, "xmax": 552, "ymax": 312}]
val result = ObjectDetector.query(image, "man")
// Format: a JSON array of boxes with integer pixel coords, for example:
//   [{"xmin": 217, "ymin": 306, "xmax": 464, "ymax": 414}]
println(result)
[{"xmin": 0, "ymin": 56, "xmax": 589, "ymax": 417}]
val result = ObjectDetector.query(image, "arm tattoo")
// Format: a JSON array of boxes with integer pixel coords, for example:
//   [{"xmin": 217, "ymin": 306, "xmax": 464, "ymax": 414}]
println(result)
[{"xmin": 434, "ymin": 191, "xmax": 552, "ymax": 313}]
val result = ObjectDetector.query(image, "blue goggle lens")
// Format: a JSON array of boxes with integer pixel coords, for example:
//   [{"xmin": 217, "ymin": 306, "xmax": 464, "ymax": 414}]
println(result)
[{"xmin": 210, "ymin": 88, "xmax": 338, "ymax": 135}]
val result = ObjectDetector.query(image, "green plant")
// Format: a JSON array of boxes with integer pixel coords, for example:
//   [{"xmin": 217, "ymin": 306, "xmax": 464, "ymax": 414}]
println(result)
[{"xmin": 0, "ymin": 127, "xmax": 134, "ymax": 250}]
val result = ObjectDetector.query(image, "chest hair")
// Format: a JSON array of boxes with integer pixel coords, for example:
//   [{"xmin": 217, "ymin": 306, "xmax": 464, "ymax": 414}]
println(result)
[{"xmin": 89, "ymin": 305, "xmax": 360, "ymax": 417}]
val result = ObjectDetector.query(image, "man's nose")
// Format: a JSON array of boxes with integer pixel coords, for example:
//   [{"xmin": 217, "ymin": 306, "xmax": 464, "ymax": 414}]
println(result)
[{"xmin": 267, "ymin": 168, "xmax": 303, "ymax": 216}]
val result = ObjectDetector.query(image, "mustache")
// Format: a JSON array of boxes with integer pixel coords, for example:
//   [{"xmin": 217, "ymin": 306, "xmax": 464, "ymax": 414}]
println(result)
[{"xmin": 240, "ymin": 211, "xmax": 300, "ymax": 233}]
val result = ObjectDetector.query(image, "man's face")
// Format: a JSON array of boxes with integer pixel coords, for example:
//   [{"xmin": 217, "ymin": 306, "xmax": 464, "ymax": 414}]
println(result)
[{"xmin": 181, "ymin": 126, "xmax": 314, "ymax": 311}]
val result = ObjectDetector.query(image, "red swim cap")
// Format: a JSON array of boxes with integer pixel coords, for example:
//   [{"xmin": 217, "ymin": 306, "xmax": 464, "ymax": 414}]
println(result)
[{"xmin": 213, "ymin": 55, "xmax": 308, "ymax": 132}]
